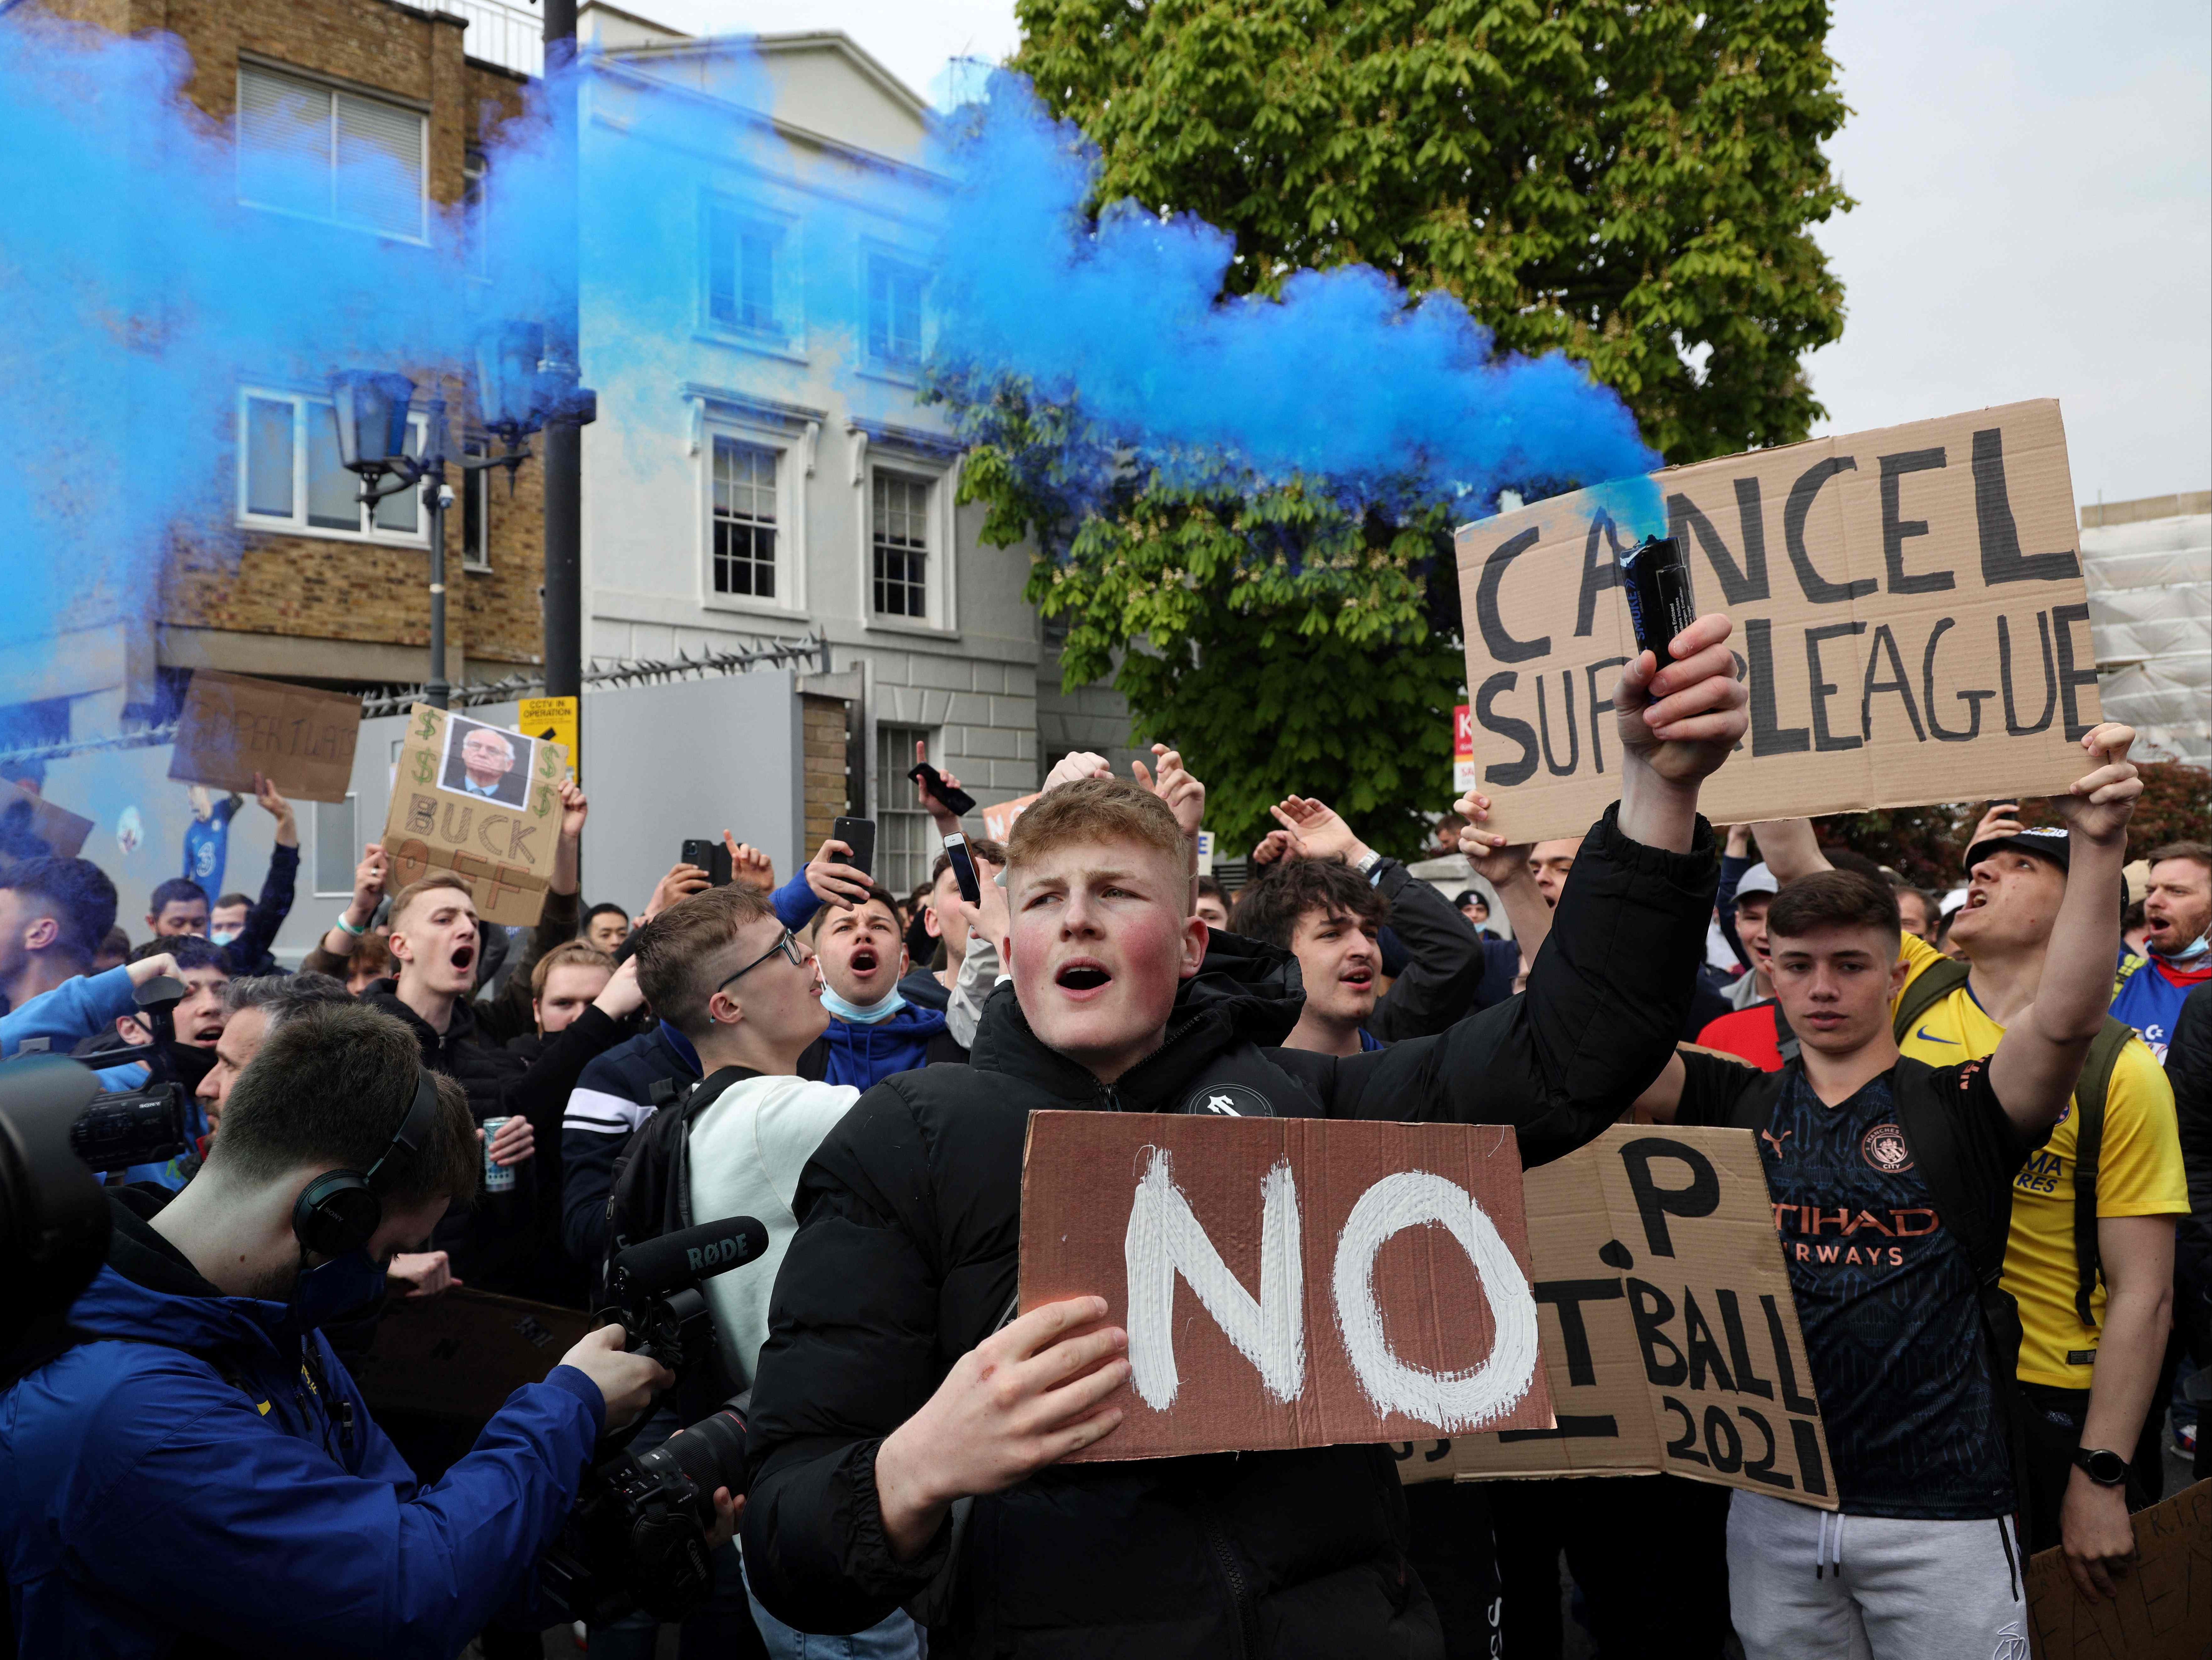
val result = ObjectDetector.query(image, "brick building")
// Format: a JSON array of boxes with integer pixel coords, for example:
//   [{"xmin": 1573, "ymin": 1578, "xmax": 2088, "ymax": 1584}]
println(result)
[{"xmin": 26, "ymin": 0, "xmax": 549, "ymax": 727}]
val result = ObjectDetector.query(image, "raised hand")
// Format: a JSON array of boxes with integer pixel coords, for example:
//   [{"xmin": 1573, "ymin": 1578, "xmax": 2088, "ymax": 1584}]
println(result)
[
  {"xmin": 914, "ymin": 739, "xmax": 969, "ymax": 835},
  {"xmin": 1043, "ymin": 751, "xmax": 1113, "ymax": 792},
  {"xmin": 721, "ymin": 833, "xmax": 776, "ymax": 891},
  {"xmin": 343, "ymin": 842, "xmax": 388, "ymax": 932},
  {"xmin": 1968, "ymin": 800, "xmax": 2027, "ymax": 849},
  {"xmin": 1134, "ymin": 745, "xmax": 1206, "ymax": 839},
  {"xmin": 557, "ymin": 776, "xmax": 589, "ymax": 841},
  {"xmin": 805, "ymin": 836, "xmax": 874, "ymax": 910},
  {"xmin": 1270, "ymin": 796, "xmax": 1369, "ymax": 866},
  {"xmin": 1613, "ymin": 613, "xmax": 1749, "ymax": 786},
  {"xmin": 592, "ymin": 956, "xmax": 646, "ymax": 1020},
  {"xmin": 1250, "ymin": 828, "xmax": 1300, "ymax": 868},
  {"xmin": 254, "ymin": 772, "xmax": 299, "ymax": 848},
  {"xmin": 1450, "ymin": 791, "xmax": 1532, "ymax": 888},
  {"xmin": 2049, "ymin": 724, "xmax": 2140, "ymax": 847},
  {"xmin": 642, "ymin": 861, "xmax": 711, "ymax": 922}
]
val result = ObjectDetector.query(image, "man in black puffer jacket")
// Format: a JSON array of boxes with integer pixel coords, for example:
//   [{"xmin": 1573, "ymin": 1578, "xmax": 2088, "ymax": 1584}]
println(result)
[{"xmin": 741, "ymin": 620, "xmax": 1749, "ymax": 1659}]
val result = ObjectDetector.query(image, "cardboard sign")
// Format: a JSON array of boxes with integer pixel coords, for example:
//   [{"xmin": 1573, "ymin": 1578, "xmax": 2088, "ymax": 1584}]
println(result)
[
  {"xmin": 517, "ymin": 695, "xmax": 579, "ymax": 779},
  {"xmin": 1453, "ymin": 704, "xmax": 1477, "ymax": 793},
  {"xmin": 1455, "ymin": 401, "xmax": 2100, "ymax": 842},
  {"xmin": 349, "ymin": 1287, "xmax": 594, "ymax": 1421},
  {"xmin": 2026, "ymin": 1480, "xmax": 2212, "ymax": 1660},
  {"xmin": 379, "ymin": 704, "xmax": 569, "ymax": 926},
  {"xmin": 1392, "ymin": 1124, "xmax": 1835, "ymax": 1507},
  {"xmin": 1019, "ymin": 1112, "xmax": 1552, "ymax": 1462},
  {"xmin": 982, "ymin": 791, "xmax": 1041, "ymax": 845},
  {"xmin": 0, "ymin": 777, "xmax": 92, "ymax": 860},
  {"xmin": 166, "ymin": 669, "xmax": 362, "ymax": 803}
]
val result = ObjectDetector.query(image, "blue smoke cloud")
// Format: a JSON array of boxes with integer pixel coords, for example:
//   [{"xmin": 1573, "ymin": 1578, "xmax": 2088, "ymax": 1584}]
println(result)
[
  {"xmin": 932, "ymin": 73, "xmax": 1663, "ymax": 526},
  {"xmin": 0, "ymin": 17, "xmax": 1660, "ymax": 710}
]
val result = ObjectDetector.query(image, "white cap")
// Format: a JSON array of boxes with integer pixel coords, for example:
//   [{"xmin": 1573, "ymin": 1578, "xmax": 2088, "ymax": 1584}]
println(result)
[{"xmin": 1736, "ymin": 862, "xmax": 1779, "ymax": 902}]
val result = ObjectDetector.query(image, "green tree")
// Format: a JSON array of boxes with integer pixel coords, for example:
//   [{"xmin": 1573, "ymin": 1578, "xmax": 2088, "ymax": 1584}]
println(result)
[{"xmin": 956, "ymin": 0, "xmax": 1853, "ymax": 851}]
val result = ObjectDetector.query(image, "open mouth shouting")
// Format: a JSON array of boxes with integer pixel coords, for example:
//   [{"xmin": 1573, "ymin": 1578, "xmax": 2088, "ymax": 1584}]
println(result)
[
  {"xmin": 847, "ymin": 944, "xmax": 880, "ymax": 978},
  {"xmin": 450, "ymin": 941, "xmax": 476, "ymax": 974},
  {"xmin": 1054, "ymin": 957, "xmax": 1113, "ymax": 999}
]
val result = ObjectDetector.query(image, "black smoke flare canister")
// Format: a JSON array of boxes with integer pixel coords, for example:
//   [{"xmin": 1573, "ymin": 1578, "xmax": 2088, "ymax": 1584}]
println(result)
[{"xmin": 1618, "ymin": 533, "xmax": 1698, "ymax": 658}]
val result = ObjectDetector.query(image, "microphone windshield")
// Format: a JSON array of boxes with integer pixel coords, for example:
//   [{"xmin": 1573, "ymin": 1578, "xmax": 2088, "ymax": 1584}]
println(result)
[{"xmin": 613, "ymin": 1215, "xmax": 768, "ymax": 1303}]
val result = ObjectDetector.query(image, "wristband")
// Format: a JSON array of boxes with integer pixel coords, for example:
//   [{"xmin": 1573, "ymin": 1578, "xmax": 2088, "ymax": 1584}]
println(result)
[
  {"xmin": 334, "ymin": 912, "xmax": 369, "ymax": 938},
  {"xmin": 1355, "ymin": 849, "xmax": 1384, "ymax": 881}
]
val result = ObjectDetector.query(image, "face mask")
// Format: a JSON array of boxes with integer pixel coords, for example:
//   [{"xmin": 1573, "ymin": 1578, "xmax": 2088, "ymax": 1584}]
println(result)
[
  {"xmin": 821, "ymin": 985, "xmax": 906, "ymax": 1025},
  {"xmin": 209, "ymin": 929, "xmax": 238, "ymax": 948},
  {"xmin": 2159, "ymin": 931, "xmax": 2211, "ymax": 964},
  {"xmin": 285, "ymin": 1250, "xmax": 387, "ymax": 1330}
]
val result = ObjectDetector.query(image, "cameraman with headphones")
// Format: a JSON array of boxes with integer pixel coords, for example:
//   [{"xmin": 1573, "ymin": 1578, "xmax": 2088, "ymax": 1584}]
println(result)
[{"xmin": 0, "ymin": 1001, "xmax": 692, "ymax": 1657}]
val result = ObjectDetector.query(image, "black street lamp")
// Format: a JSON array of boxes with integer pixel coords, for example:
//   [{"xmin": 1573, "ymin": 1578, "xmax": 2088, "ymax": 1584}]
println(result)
[{"xmin": 328, "ymin": 362, "xmax": 541, "ymax": 709}]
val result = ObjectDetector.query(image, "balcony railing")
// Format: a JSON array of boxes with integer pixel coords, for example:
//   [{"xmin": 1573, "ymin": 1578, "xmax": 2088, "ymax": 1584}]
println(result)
[{"xmin": 439, "ymin": 0, "xmax": 544, "ymax": 79}]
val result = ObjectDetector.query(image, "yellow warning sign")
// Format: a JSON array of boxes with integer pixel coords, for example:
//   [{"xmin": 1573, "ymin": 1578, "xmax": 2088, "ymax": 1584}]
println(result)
[{"xmin": 517, "ymin": 696, "xmax": 579, "ymax": 779}]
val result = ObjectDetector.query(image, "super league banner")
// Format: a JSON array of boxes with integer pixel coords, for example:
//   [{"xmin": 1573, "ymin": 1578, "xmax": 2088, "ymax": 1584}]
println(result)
[{"xmin": 1454, "ymin": 400, "xmax": 2100, "ymax": 842}]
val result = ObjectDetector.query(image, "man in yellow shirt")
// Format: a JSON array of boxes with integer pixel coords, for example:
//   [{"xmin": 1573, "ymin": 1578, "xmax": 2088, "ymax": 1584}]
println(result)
[{"xmin": 1759, "ymin": 814, "xmax": 2181, "ymax": 1596}]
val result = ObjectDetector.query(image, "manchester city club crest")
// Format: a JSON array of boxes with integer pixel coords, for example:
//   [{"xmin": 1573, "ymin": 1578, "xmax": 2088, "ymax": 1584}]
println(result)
[{"xmin": 1860, "ymin": 1123, "xmax": 1913, "ymax": 1174}]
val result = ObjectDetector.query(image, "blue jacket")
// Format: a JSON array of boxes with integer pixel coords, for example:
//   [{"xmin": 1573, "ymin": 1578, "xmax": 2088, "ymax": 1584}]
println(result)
[
  {"xmin": 0, "ymin": 965, "xmax": 139, "ymax": 1060},
  {"xmin": 798, "ymin": 1001, "xmax": 955, "ymax": 1092},
  {"xmin": 0, "ymin": 1194, "xmax": 605, "ymax": 1658}
]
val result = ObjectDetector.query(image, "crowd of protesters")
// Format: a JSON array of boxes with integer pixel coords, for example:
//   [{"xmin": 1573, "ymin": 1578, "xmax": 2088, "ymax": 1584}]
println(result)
[{"xmin": 0, "ymin": 613, "xmax": 2204, "ymax": 1660}]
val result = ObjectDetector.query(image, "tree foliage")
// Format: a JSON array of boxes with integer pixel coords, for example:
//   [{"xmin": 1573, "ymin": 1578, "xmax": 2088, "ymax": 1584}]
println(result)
[
  {"xmin": 954, "ymin": 0, "xmax": 1853, "ymax": 850},
  {"xmin": 1810, "ymin": 762, "xmax": 2212, "ymax": 888}
]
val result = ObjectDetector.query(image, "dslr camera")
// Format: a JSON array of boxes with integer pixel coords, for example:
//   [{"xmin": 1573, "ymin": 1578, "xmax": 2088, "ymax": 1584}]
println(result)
[
  {"xmin": 1, "ymin": 977, "xmax": 193, "ymax": 1361},
  {"xmin": 540, "ymin": 1216, "xmax": 768, "ymax": 1624}
]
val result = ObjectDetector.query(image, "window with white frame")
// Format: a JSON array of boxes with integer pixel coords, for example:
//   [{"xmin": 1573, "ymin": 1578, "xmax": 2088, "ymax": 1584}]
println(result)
[
  {"xmin": 237, "ymin": 63, "xmax": 426, "ymax": 242},
  {"xmin": 876, "ymin": 723, "xmax": 936, "ymax": 896},
  {"xmin": 706, "ymin": 205, "xmax": 783, "ymax": 337},
  {"xmin": 865, "ymin": 255, "xmax": 926, "ymax": 373},
  {"xmin": 460, "ymin": 437, "xmax": 492, "ymax": 570},
  {"xmin": 711, "ymin": 437, "xmax": 779, "ymax": 599},
  {"xmin": 311, "ymin": 796, "xmax": 358, "ymax": 896},
  {"xmin": 239, "ymin": 390, "xmax": 426, "ymax": 543},
  {"xmin": 872, "ymin": 470, "xmax": 930, "ymax": 619}
]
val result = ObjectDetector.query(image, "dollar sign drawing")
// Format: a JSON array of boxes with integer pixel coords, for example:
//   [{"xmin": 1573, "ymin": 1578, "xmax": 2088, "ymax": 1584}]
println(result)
[
  {"xmin": 415, "ymin": 709, "xmax": 437, "ymax": 741},
  {"xmin": 539, "ymin": 747, "xmax": 559, "ymax": 779},
  {"xmin": 533, "ymin": 785, "xmax": 553, "ymax": 819},
  {"xmin": 412, "ymin": 751, "xmax": 435, "ymax": 786}
]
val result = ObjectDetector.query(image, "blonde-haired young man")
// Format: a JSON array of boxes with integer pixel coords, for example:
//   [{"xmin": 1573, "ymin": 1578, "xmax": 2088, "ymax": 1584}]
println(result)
[{"xmin": 743, "ymin": 619, "xmax": 1751, "ymax": 1659}]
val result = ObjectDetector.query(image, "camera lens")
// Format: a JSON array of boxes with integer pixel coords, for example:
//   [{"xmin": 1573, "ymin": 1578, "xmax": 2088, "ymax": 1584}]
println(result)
[{"xmin": 634, "ymin": 1405, "xmax": 748, "ymax": 1509}]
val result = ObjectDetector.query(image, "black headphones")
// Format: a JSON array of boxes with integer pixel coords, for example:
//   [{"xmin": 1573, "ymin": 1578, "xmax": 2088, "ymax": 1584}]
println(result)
[{"xmin": 290, "ymin": 1069, "xmax": 441, "ymax": 1259}]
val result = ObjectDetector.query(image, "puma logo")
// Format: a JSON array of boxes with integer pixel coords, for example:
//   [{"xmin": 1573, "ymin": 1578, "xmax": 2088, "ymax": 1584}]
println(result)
[{"xmin": 1760, "ymin": 1129, "xmax": 1793, "ymax": 1158}]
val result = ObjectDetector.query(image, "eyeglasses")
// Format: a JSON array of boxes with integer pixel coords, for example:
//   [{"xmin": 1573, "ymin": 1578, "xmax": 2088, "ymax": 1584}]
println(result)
[{"xmin": 715, "ymin": 928, "xmax": 805, "ymax": 995}]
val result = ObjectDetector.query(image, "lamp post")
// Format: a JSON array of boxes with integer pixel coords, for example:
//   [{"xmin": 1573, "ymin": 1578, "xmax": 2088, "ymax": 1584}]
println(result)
[{"xmin": 329, "ymin": 367, "xmax": 533, "ymax": 709}]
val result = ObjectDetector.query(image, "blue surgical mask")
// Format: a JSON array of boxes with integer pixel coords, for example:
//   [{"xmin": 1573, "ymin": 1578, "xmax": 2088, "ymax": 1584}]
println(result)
[
  {"xmin": 821, "ymin": 985, "xmax": 906, "ymax": 1025},
  {"xmin": 2160, "ymin": 931, "xmax": 2211, "ymax": 964},
  {"xmin": 209, "ymin": 928, "xmax": 239, "ymax": 948},
  {"xmin": 285, "ymin": 1250, "xmax": 387, "ymax": 1330}
]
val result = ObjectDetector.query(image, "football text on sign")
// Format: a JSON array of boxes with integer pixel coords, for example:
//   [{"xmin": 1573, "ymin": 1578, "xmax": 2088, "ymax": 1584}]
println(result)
[
  {"xmin": 1394, "ymin": 1124, "xmax": 1836, "ymax": 1508},
  {"xmin": 1454, "ymin": 401, "xmax": 2099, "ymax": 842}
]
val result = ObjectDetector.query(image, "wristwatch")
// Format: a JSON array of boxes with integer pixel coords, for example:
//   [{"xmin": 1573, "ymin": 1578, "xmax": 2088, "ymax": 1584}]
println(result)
[
  {"xmin": 2071, "ymin": 1447, "xmax": 2129, "ymax": 1487},
  {"xmin": 1355, "ymin": 848, "xmax": 1384, "ymax": 880}
]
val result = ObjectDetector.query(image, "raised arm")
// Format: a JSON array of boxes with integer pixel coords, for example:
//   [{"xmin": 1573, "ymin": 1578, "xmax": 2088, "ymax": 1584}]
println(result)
[
  {"xmin": 1316, "ymin": 614, "xmax": 1745, "ymax": 1159},
  {"xmin": 1987, "ymin": 725, "xmax": 2141, "ymax": 1134},
  {"xmin": 1748, "ymin": 816, "xmax": 1826, "ymax": 885},
  {"xmin": 1452, "ymin": 790, "xmax": 1551, "ymax": 966},
  {"xmin": 224, "ymin": 775, "xmax": 300, "ymax": 971}
]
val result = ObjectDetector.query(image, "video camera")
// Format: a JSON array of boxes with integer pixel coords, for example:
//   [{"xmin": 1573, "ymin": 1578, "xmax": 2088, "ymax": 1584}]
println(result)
[
  {"xmin": 541, "ymin": 1215, "xmax": 769, "ymax": 1624},
  {"xmin": 0, "ymin": 977, "xmax": 192, "ymax": 1358}
]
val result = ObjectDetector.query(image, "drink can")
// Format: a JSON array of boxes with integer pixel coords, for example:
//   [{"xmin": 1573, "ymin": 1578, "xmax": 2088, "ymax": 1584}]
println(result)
[{"xmin": 481, "ymin": 1116, "xmax": 517, "ymax": 1192}]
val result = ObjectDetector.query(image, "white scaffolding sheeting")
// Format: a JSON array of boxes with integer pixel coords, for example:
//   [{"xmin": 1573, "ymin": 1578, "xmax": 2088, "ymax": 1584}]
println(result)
[{"xmin": 2082, "ymin": 509, "xmax": 2211, "ymax": 768}]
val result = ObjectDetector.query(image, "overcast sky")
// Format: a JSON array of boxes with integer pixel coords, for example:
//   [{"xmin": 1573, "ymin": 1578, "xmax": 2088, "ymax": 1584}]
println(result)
[{"xmin": 655, "ymin": 0, "xmax": 2210, "ymax": 507}]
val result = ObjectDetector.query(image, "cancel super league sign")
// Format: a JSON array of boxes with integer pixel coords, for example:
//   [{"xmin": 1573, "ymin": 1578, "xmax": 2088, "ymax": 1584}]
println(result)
[{"xmin": 1455, "ymin": 400, "xmax": 2099, "ymax": 841}]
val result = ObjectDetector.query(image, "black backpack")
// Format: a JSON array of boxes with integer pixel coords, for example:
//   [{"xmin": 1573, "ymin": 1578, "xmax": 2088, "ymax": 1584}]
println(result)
[{"xmin": 596, "ymin": 1064, "xmax": 757, "ymax": 1311}]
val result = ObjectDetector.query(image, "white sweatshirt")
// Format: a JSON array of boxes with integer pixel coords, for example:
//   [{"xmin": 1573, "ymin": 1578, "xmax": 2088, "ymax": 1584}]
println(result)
[{"xmin": 686, "ymin": 1073, "xmax": 861, "ymax": 1388}]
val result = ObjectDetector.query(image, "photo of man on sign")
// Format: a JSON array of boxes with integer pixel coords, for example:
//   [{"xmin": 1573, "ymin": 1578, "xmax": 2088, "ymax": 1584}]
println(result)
[{"xmin": 440, "ymin": 718, "xmax": 534, "ymax": 808}]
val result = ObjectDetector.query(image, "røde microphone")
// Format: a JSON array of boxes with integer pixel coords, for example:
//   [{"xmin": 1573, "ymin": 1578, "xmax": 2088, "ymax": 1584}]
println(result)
[{"xmin": 612, "ymin": 1216, "xmax": 769, "ymax": 1303}]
